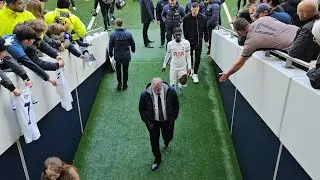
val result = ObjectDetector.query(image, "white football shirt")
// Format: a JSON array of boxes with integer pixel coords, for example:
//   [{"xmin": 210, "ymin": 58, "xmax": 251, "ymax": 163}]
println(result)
[
  {"xmin": 163, "ymin": 39, "xmax": 192, "ymax": 70},
  {"xmin": 56, "ymin": 68, "xmax": 73, "ymax": 111},
  {"xmin": 13, "ymin": 87, "xmax": 40, "ymax": 144}
]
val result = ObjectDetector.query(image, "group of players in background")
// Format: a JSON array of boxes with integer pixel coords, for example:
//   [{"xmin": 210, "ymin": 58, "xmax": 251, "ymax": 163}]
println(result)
[{"xmin": 150, "ymin": 0, "xmax": 223, "ymax": 94}]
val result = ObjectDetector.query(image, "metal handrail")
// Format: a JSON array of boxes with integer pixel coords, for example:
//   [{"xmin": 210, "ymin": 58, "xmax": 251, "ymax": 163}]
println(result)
[{"xmin": 216, "ymin": 25, "xmax": 310, "ymax": 69}]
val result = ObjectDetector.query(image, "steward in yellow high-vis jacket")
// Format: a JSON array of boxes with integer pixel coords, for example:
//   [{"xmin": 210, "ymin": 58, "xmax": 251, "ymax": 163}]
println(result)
[
  {"xmin": 44, "ymin": 0, "xmax": 86, "ymax": 41},
  {"xmin": 0, "ymin": 0, "xmax": 36, "ymax": 36}
]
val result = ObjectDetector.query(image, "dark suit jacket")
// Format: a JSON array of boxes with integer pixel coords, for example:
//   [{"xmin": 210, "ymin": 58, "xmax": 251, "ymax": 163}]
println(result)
[{"xmin": 140, "ymin": 0, "xmax": 155, "ymax": 24}]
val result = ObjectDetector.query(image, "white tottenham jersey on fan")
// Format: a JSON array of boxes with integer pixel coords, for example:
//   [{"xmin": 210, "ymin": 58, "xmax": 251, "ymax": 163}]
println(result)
[
  {"xmin": 13, "ymin": 87, "xmax": 40, "ymax": 144},
  {"xmin": 56, "ymin": 68, "xmax": 73, "ymax": 111},
  {"xmin": 163, "ymin": 39, "xmax": 191, "ymax": 70}
]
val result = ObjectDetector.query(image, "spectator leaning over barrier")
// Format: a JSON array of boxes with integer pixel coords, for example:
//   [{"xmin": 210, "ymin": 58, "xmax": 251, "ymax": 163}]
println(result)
[
  {"xmin": 41, "ymin": 157, "xmax": 80, "ymax": 180},
  {"xmin": 45, "ymin": 0, "xmax": 86, "ymax": 41},
  {"xmin": 26, "ymin": 0, "xmax": 65, "ymax": 51},
  {"xmin": 0, "ymin": 0, "xmax": 36, "ymax": 36},
  {"xmin": 288, "ymin": 0, "xmax": 320, "ymax": 63},
  {"xmin": 109, "ymin": 18, "xmax": 136, "ymax": 90},
  {"xmin": 23, "ymin": 19, "xmax": 65, "ymax": 71},
  {"xmin": 261, "ymin": 0, "xmax": 284, "ymax": 12},
  {"xmin": 0, "ymin": 37, "xmax": 33, "ymax": 96},
  {"xmin": 5, "ymin": 24, "xmax": 57, "ymax": 86},
  {"xmin": 252, "ymin": 3, "xmax": 293, "ymax": 24},
  {"xmin": 219, "ymin": 17, "xmax": 299, "ymax": 82}
]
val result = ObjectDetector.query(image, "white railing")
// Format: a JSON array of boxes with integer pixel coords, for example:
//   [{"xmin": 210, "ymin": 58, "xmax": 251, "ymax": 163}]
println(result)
[
  {"xmin": 211, "ymin": 28, "xmax": 320, "ymax": 179},
  {"xmin": 0, "ymin": 28, "xmax": 108, "ymax": 156}
]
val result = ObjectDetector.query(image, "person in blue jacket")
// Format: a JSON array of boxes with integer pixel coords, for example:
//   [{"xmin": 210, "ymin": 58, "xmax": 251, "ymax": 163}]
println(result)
[
  {"xmin": 161, "ymin": 0, "xmax": 185, "ymax": 46},
  {"xmin": 205, "ymin": 0, "xmax": 220, "ymax": 54},
  {"xmin": 156, "ymin": 0, "xmax": 169, "ymax": 48},
  {"xmin": 109, "ymin": 18, "xmax": 136, "ymax": 90},
  {"xmin": 140, "ymin": 0, "xmax": 155, "ymax": 48},
  {"xmin": 5, "ymin": 24, "xmax": 57, "ymax": 86}
]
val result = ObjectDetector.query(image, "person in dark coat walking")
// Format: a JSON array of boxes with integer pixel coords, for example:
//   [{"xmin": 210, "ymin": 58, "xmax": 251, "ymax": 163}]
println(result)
[
  {"xmin": 162, "ymin": 0, "xmax": 185, "ymax": 46},
  {"xmin": 109, "ymin": 18, "xmax": 136, "ymax": 90},
  {"xmin": 183, "ymin": 2, "xmax": 209, "ymax": 84},
  {"xmin": 140, "ymin": 0, "xmax": 155, "ymax": 48},
  {"xmin": 139, "ymin": 77, "xmax": 179, "ymax": 171},
  {"xmin": 156, "ymin": 0, "xmax": 169, "ymax": 48}
]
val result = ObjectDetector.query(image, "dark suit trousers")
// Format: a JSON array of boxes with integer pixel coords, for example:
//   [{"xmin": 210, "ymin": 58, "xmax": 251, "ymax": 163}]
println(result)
[
  {"xmin": 148, "ymin": 120, "xmax": 174, "ymax": 162},
  {"xmin": 101, "ymin": 4, "xmax": 111, "ymax": 30},
  {"xmin": 160, "ymin": 23, "xmax": 166, "ymax": 45},
  {"xmin": 190, "ymin": 43, "xmax": 202, "ymax": 74},
  {"xmin": 143, "ymin": 22, "xmax": 151, "ymax": 46},
  {"xmin": 115, "ymin": 61, "xmax": 129, "ymax": 86}
]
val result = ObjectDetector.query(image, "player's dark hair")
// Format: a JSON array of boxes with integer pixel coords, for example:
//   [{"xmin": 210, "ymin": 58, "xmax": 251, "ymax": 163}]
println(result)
[
  {"xmin": 6, "ymin": 0, "xmax": 19, "ymax": 5},
  {"xmin": 173, "ymin": 27, "xmax": 182, "ymax": 34},
  {"xmin": 233, "ymin": 18, "xmax": 250, "ymax": 31},
  {"xmin": 13, "ymin": 24, "xmax": 37, "ymax": 41}
]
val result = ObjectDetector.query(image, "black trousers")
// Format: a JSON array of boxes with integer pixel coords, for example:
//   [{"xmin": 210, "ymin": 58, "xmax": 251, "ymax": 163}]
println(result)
[
  {"xmin": 115, "ymin": 61, "xmax": 129, "ymax": 86},
  {"xmin": 148, "ymin": 120, "xmax": 174, "ymax": 162},
  {"xmin": 110, "ymin": 0, "xmax": 115, "ymax": 19},
  {"xmin": 101, "ymin": 4, "xmax": 111, "ymax": 30},
  {"xmin": 143, "ymin": 22, "xmax": 151, "ymax": 46},
  {"xmin": 160, "ymin": 23, "xmax": 166, "ymax": 45},
  {"xmin": 190, "ymin": 43, "xmax": 202, "ymax": 74}
]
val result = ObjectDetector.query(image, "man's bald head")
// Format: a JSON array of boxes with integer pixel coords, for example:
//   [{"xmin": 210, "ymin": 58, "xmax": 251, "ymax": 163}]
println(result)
[
  {"xmin": 297, "ymin": 0, "xmax": 319, "ymax": 21},
  {"xmin": 152, "ymin": 78, "xmax": 163, "ymax": 95}
]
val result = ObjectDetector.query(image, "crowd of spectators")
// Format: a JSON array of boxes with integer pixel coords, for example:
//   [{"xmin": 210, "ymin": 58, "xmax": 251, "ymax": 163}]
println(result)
[
  {"xmin": 219, "ymin": 0, "xmax": 320, "ymax": 88},
  {"xmin": 0, "ymin": 0, "xmax": 88, "ymax": 95}
]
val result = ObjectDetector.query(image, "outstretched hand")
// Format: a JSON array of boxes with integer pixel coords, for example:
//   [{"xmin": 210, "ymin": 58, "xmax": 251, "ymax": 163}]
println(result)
[{"xmin": 219, "ymin": 72, "xmax": 230, "ymax": 82}]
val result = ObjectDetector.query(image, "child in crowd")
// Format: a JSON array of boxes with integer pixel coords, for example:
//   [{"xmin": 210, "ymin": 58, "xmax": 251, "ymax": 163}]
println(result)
[{"xmin": 47, "ymin": 23, "xmax": 86, "ymax": 59}]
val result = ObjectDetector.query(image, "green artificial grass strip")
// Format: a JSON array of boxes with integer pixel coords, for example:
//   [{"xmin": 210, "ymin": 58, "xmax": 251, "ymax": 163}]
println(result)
[
  {"xmin": 73, "ymin": 61, "xmax": 241, "ymax": 179},
  {"xmin": 44, "ymin": 0, "xmax": 242, "ymax": 179}
]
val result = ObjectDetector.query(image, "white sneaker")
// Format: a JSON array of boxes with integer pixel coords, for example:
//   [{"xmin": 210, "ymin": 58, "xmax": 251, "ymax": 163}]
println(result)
[{"xmin": 192, "ymin": 74, "xmax": 199, "ymax": 83}]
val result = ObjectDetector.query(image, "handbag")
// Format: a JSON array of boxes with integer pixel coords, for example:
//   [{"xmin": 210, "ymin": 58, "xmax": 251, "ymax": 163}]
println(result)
[{"xmin": 115, "ymin": 0, "xmax": 126, "ymax": 10}]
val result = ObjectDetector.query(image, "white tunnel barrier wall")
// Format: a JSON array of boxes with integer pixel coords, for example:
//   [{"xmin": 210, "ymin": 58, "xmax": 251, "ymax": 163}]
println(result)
[
  {"xmin": 0, "ymin": 31, "xmax": 108, "ymax": 180},
  {"xmin": 211, "ymin": 29, "xmax": 317, "ymax": 179}
]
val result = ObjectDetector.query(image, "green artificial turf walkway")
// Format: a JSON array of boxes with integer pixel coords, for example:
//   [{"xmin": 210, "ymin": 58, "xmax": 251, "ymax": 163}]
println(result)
[{"xmin": 42, "ymin": 0, "xmax": 243, "ymax": 179}]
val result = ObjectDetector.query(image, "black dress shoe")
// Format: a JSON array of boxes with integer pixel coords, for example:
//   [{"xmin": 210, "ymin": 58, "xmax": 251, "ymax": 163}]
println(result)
[
  {"xmin": 148, "ymin": 40, "xmax": 154, "ymax": 43},
  {"xmin": 123, "ymin": 85, "xmax": 128, "ymax": 90},
  {"xmin": 145, "ymin": 44, "xmax": 154, "ymax": 48},
  {"xmin": 117, "ymin": 84, "xmax": 122, "ymax": 90}
]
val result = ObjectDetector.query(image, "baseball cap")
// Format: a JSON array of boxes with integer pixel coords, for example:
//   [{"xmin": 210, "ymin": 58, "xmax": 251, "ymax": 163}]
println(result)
[
  {"xmin": 253, "ymin": 3, "xmax": 272, "ymax": 19},
  {"xmin": 0, "ymin": 37, "xmax": 8, "ymax": 52}
]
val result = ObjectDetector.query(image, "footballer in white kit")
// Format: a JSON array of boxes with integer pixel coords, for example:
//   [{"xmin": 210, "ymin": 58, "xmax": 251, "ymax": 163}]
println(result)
[{"xmin": 162, "ymin": 27, "xmax": 191, "ymax": 93}]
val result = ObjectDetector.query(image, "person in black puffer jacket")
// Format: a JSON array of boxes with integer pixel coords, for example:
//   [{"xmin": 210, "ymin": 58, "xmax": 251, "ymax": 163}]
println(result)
[{"xmin": 280, "ymin": 0, "xmax": 303, "ymax": 26}]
